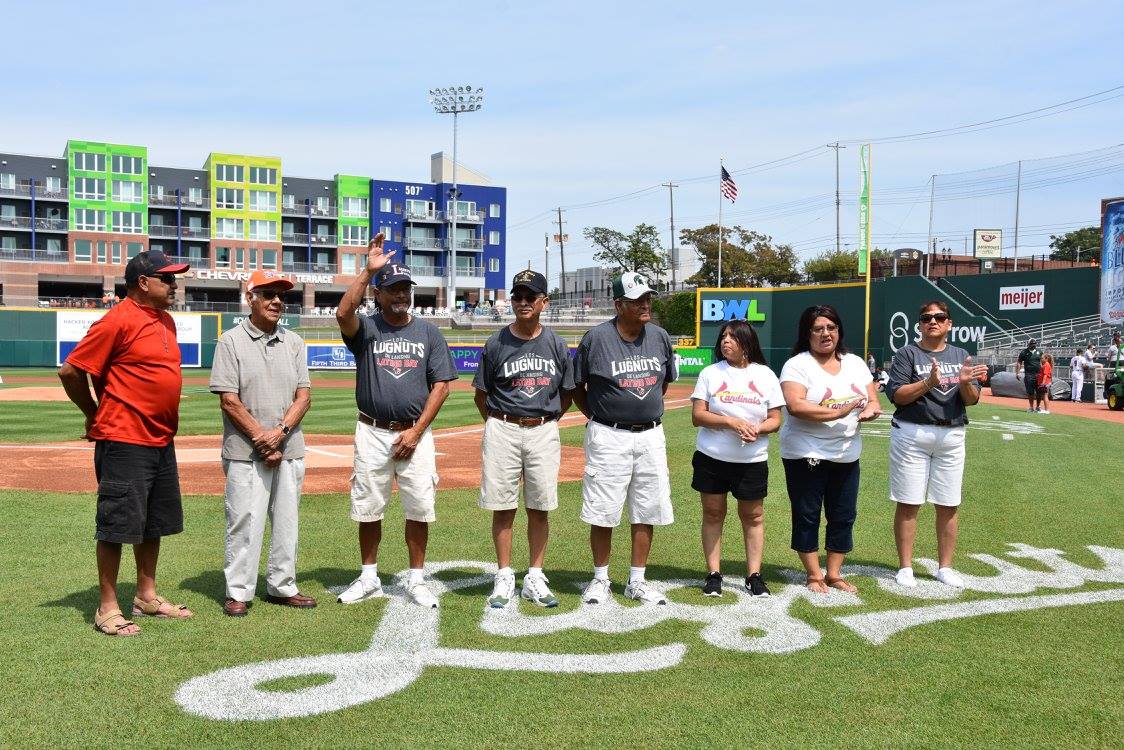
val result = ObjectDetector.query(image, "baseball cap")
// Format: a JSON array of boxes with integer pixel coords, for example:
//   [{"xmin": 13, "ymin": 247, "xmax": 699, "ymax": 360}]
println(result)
[
  {"xmin": 124, "ymin": 250, "xmax": 190, "ymax": 284},
  {"xmin": 510, "ymin": 269, "xmax": 548, "ymax": 296},
  {"xmin": 247, "ymin": 269, "xmax": 294, "ymax": 292},
  {"xmin": 612, "ymin": 271, "xmax": 654, "ymax": 300},
  {"xmin": 373, "ymin": 263, "xmax": 416, "ymax": 288},
  {"xmin": 1028, "ymin": 339, "xmax": 1038, "ymax": 347}
]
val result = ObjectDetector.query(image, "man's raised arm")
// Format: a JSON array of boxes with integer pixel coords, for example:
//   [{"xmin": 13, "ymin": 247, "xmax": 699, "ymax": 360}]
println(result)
[{"xmin": 336, "ymin": 232, "xmax": 394, "ymax": 339}]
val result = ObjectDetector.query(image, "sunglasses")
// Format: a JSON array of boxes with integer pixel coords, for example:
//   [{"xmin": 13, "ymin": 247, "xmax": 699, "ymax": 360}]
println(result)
[
  {"xmin": 510, "ymin": 293, "xmax": 543, "ymax": 303},
  {"xmin": 143, "ymin": 273, "xmax": 177, "ymax": 285},
  {"xmin": 254, "ymin": 289, "xmax": 284, "ymax": 301},
  {"xmin": 919, "ymin": 313, "xmax": 950, "ymax": 323},
  {"xmin": 811, "ymin": 324, "xmax": 838, "ymax": 334}
]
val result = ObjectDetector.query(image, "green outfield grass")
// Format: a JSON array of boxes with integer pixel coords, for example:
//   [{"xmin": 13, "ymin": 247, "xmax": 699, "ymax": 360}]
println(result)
[{"xmin": 0, "ymin": 395, "xmax": 1121, "ymax": 748}]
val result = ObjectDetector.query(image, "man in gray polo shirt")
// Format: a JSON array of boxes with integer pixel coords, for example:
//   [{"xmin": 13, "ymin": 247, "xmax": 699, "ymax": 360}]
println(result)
[
  {"xmin": 573, "ymin": 271, "xmax": 677, "ymax": 606},
  {"xmin": 210, "ymin": 270, "xmax": 313, "ymax": 617}
]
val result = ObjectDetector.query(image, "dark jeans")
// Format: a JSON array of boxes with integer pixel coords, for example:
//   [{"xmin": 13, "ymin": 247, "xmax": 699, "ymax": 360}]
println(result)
[
  {"xmin": 94, "ymin": 440, "xmax": 183, "ymax": 544},
  {"xmin": 782, "ymin": 457, "xmax": 859, "ymax": 554}
]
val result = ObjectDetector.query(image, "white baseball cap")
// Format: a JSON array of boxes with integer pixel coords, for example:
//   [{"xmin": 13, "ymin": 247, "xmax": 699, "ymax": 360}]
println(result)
[{"xmin": 612, "ymin": 271, "xmax": 654, "ymax": 300}]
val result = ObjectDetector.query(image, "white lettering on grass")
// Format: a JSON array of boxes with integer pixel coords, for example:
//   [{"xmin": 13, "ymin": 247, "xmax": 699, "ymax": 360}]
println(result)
[{"xmin": 174, "ymin": 545, "xmax": 1124, "ymax": 722}]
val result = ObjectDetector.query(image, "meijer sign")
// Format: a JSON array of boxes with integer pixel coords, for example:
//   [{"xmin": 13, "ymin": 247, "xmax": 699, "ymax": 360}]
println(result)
[{"xmin": 999, "ymin": 285, "xmax": 1045, "ymax": 310}]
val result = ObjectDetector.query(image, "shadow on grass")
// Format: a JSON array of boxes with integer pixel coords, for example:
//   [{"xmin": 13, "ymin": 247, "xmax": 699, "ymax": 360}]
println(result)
[
  {"xmin": 179, "ymin": 569, "xmax": 228, "ymax": 604},
  {"xmin": 42, "ymin": 585, "xmax": 127, "ymax": 617}
]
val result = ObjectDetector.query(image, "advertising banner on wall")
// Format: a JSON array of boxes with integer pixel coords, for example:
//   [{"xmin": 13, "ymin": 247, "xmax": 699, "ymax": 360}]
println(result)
[
  {"xmin": 858, "ymin": 144, "xmax": 871, "ymax": 275},
  {"xmin": 973, "ymin": 229, "xmax": 1003, "ymax": 259},
  {"xmin": 672, "ymin": 347, "xmax": 713, "ymax": 376},
  {"xmin": 56, "ymin": 310, "xmax": 203, "ymax": 367},
  {"xmin": 1101, "ymin": 198, "xmax": 1124, "ymax": 324}
]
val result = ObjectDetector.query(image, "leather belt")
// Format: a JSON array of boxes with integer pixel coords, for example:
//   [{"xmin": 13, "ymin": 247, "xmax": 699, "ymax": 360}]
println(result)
[
  {"xmin": 591, "ymin": 417, "xmax": 662, "ymax": 432},
  {"xmin": 487, "ymin": 410, "xmax": 558, "ymax": 427},
  {"xmin": 358, "ymin": 412, "xmax": 416, "ymax": 431}
]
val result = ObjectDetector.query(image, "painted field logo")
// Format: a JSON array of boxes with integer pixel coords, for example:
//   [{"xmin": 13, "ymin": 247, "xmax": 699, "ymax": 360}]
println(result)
[
  {"xmin": 701, "ymin": 298, "xmax": 767, "ymax": 322},
  {"xmin": 999, "ymin": 285, "xmax": 1045, "ymax": 310},
  {"xmin": 174, "ymin": 544, "xmax": 1124, "ymax": 722}
]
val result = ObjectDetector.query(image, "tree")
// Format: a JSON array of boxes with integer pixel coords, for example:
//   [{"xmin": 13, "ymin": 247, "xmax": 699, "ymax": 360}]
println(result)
[
  {"xmin": 1049, "ymin": 226, "xmax": 1101, "ymax": 263},
  {"xmin": 802, "ymin": 249, "xmax": 859, "ymax": 282},
  {"xmin": 679, "ymin": 224, "xmax": 801, "ymax": 287},
  {"xmin": 650, "ymin": 291, "xmax": 695, "ymax": 336},
  {"xmin": 582, "ymin": 223, "xmax": 670, "ymax": 284}
]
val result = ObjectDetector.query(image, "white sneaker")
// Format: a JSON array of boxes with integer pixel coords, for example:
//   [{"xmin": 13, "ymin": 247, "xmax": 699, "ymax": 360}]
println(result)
[
  {"xmin": 582, "ymin": 577, "xmax": 612, "ymax": 604},
  {"xmin": 407, "ymin": 579, "xmax": 439, "ymax": 608},
  {"xmin": 487, "ymin": 570, "xmax": 516, "ymax": 608},
  {"xmin": 936, "ymin": 567, "xmax": 965, "ymax": 588},
  {"xmin": 623, "ymin": 579, "xmax": 667, "ymax": 605},
  {"xmin": 1039, "ymin": 409, "xmax": 1050, "ymax": 415},
  {"xmin": 895, "ymin": 567, "xmax": 917, "ymax": 587},
  {"xmin": 521, "ymin": 572, "xmax": 560, "ymax": 608},
  {"xmin": 337, "ymin": 575, "xmax": 384, "ymax": 604}
]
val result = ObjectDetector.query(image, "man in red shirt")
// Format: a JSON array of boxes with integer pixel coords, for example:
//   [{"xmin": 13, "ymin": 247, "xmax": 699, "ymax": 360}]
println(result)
[{"xmin": 58, "ymin": 250, "xmax": 194, "ymax": 636}]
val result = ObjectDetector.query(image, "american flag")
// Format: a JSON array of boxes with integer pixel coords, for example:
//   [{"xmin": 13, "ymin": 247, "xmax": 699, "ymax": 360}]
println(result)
[{"xmin": 720, "ymin": 167, "xmax": 738, "ymax": 202}]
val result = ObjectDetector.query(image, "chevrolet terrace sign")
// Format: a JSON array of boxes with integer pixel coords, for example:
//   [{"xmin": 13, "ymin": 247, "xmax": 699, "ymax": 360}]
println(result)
[{"xmin": 194, "ymin": 269, "xmax": 335, "ymax": 285}]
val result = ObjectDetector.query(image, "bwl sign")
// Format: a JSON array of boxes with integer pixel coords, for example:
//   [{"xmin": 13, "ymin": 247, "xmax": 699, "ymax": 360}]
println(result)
[{"xmin": 194, "ymin": 269, "xmax": 335, "ymax": 284}]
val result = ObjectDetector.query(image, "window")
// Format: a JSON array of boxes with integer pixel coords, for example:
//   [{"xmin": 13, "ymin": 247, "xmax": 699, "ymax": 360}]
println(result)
[
  {"xmin": 249, "ymin": 166, "xmax": 277, "ymax": 185},
  {"xmin": 0, "ymin": 205, "xmax": 13, "ymax": 219},
  {"xmin": 149, "ymin": 243, "xmax": 163, "ymax": 254},
  {"xmin": 282, "ymin": 193, "xmax": 295, "ymax": 209},
  {"xmin": 74, "ymin": 178, "xmax": 106, "ymax": 200},
  {"xmin": 215, "ymin": 188, "xmax": 244, "ymax": 210},
  {"xmin": 249, "ymin": 220, "xmax": 276, "ymax": 241},
  {"xmin": 315, "ymin": 196, "xmax": 330, "ymax": 213},
  {"xmin": 45, "ymin": 177, "xmax": 62, "ymax": 193},
  {"xmin": 489, "ymin": 203, "xmax": 501, "ymax": 218},
  {"xmin": 187, "ymin": 215, "xmax": 203, "ymax": 230},
  {"xmin": 447, "ymin": 200, "xmax": 477, "ymax": 218},
  {"xmin": 94, "ymin": 240, "xmax": 105, "ymax": 262},
  {"xmin": 342, "ymin": 197, "xmax": 368, "ymax": 217},
  {"xmin": 489, "ymin": 257, "xmax": 500, "ymax": 273},
  {"xmin": 379, "ymin": 225, "xmax": 392, "ymax": 240},
  {"xmin": 72, "ymin": 152, "xmax": 105, "ymax": 171},
  {"xmin": 261, "ymin": 249, "xmax": 277, "ymax": 269},
  {"xmin": 187, "ymin": 245, "xmax": 205, "ymax": 264},
  {"xmin": 215, "ymin": 164, "xmax": 244, "ymax": 182},
  {"xmin": 406, "ymin": 199, "xmax": 435, "ymax": 219},
  {"xmin": 0, "ymin": 173, "xmax": 15, "ymax": 189},
  {"xmin": 341, "ymin": 224, "xmax": 368, "ymax": 246},
  {"xmin": 112, "ymin": 155, "xmax": 142, "ymax": 175},
  {"xmin": 150, "ymin": 184, "xmax": 164, "ymax": 200},
  {"xmin": 111, "ymin": 243, "xmax": 122, "ymax": 264},
  {"xmin": 379, "ymin": 197, "xmax": 392, "ymax": 213},
  {"xmin": 215, "ymin": 217, "xmax": 243, "ymax": 238},
  {"xmin": 113, "ymin": 211, "xmax": 143, "ymax": 234},
  {"xmin": 126, "ymin": 243, "xmax": 143, "ymax": 258},
  {"xmin": 236, "ymin": 248, "xmax": 245, "ymax": 268},
  {"xmin": 489, "ymin": 230, "xmax": 500, "ymax": 246},
  {"xmin": 74, "ymin": 239, "xmax": 92, "ymax": 262},
  {"xmin": 149, "ymin": 214, "xmax": 164, "ymax": 226},
  {"xmin": 188, "ymin": 187, "xmax": 203, "ymax": 204},
  {"xmin": 74, "ymin": 208, "xmax": 106, "ymax": 231},
  {"xmin": 215, "ymin": 246, "xmax": 231, "ymax": 269},
  {"xmin": 112, "ymin": 180, "xmax": 143, "ymax": 203},
  {"xmin": 315, "ymin": 224, "xmax": 329, "ymax": 238},
  {"xmin": 1, "ymin": 236, "xmax": 15, "ymax": 250},
  {"xmin": 249, "ymin": 190, "xmax": 277, "ymax": 212}
]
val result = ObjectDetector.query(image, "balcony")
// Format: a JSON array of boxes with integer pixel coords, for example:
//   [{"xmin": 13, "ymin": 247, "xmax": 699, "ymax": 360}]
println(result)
[
  {"xmin": 148, "ymin": 225, "xmax": 210, "ymax": 239},
  {"xmin": 287, "ymin": 260, "xmax": 338, "ymax": 274},
  {"xmin": 450, "ymin": 209, "xmax": 485, "ymax": 224},
  {"xmin": 452, "ymin": 238, "xmax": 484, "ymax": 250},
  {"xmin": 282, "ymin": 232, "xmax": 337, "ymax": 246},
  {"xmin": 404, "ymin": 236, "xmax": 444, "ymax": 250},
  {"xmin": 0, "ymin": 216, "xmax": 69, "ymax": 232},
  {"xmin": 0, "ymin": 182, "xmax": 68, "ymax": 200},
  {"xmin": 404, "ymin": 208, "xmax": 442, "ymax": 223},
  {"xmin": 0, "ymin": 247, "xmax": 69, "ymax": 263},
  {"xmin": 281, "ymin": 200, "xmax": 337, "ymax": 218},
  {"xmin": 149, "ymin": 192, "xmax": 210, "ymax": 209}
]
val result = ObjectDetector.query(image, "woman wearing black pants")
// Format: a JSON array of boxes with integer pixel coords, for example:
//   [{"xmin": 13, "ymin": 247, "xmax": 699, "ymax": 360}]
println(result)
[{"xmin": 778, "ymin": 306, "xmax": 881, "ymax": 593}]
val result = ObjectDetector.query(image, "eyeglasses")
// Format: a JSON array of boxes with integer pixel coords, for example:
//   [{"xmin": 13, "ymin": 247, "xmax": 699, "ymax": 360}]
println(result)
[
  {"xmin": 143, "ymin": 273, "xmax": 177, "ymax": 285},
  {"xmin": 919, "ymin": 313, "xmax": 950, "ymax": 323},
  {"xmin": 254, "ymin": 289, "xmax": 283, "ymax": 301},
  {"xmin": 510, "ymin": 293, "xmax": 543, "ymax": 303},
  {"xmin": 811, "ymin": 324, "xmax": 838, "ymax": 335}
]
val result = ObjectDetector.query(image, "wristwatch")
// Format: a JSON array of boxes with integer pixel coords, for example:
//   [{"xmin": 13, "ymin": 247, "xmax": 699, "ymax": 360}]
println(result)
[{"xmin": 278, "ymin": 422, "xmax": 291, "ymax": 435}]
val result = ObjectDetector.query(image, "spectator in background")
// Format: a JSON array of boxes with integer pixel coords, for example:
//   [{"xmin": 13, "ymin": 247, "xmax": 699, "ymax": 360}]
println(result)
[
  {"xmin": 1106, "ymin": 332, "xmax": 1122, "ymax": 399},
  {"xmin": 1070, "ymin": 347, "xmax": 1087, "ymax": 403},
  {"xmin": 1014, "ymin": 339, "xmax": 1043, "ymax": 413},
  {"xmin": 867, "ymin": 352, "xmax": 877, "ymax": 375},
  {"xmin": 1036, "ymin": 354, "xmax": 1053, "ymax": 415}
]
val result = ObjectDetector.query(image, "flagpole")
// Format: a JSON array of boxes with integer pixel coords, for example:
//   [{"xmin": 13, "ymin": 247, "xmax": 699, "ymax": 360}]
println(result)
[
  {"xmin": 717, "ymin": 158, "xmax": 724, "ymax": 288},
  {"xmin": 862, "ymin": 144, "xmax": 873, "ymax": 360}
]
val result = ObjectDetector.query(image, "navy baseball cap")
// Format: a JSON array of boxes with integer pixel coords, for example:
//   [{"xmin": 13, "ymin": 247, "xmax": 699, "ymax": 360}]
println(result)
[
  {"xmin": 125, "ymin": 250, "xmax": 190, "ymax": 284},
  {"xmin": 510, "ymin": 269, "xmax": 548, "ymax": 296},
  {"xmin": 374, "ymin": 263, "xmax": 416, "ymax": 288}
]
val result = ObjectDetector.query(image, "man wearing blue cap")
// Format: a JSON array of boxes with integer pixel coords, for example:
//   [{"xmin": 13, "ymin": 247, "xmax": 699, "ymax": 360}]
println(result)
[{"xmin": 335, "ymin": 234, "xmax": 457, "ymax": 609}]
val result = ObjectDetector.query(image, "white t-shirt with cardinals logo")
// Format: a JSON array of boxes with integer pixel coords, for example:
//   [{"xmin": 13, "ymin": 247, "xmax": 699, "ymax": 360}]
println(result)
[
  {"xmin": 691, "ymin": 361, "xmax": 784, "ymax": 463},
  {"xmin": 778, "ymin": 351, "xmax": 873, "ymax": 462}
]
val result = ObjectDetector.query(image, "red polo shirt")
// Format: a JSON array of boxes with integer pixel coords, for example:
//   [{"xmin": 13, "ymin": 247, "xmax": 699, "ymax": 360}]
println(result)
[{"xmin": 65, "ymin": 297, "xmax": 182, "ymax": 446}]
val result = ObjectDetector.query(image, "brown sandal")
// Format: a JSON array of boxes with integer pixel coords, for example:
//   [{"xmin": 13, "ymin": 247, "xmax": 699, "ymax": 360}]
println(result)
[
  {"xmin": 132, "ymin": 595, "xmax": 192, "ymax": 619},
  {"xmin": 826, "ymin": 576, "xmax": 858, "ymax": 593},
  {"xmin": 93, "ymin": 608, "xmax": 140, "ymax": 637},
  {"xmin": 805, "ymin": 575, "xmax": 828, "ymax": 593}
]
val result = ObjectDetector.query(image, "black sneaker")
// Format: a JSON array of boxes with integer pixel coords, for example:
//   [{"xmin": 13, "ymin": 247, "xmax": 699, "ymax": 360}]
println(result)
[
  {"xmin": 702, "ymin": 572, "xmax": 723, "ymax": 597},
  {"xmin": 746, "ymin": 572, "xmax": 771, "ymax": 597}
]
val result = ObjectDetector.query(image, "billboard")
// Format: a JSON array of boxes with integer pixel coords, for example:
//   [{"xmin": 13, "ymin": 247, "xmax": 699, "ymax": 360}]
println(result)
[
  {"xmin": 999, "ymin": 285, "xmax": 1045, "ymax": 310},
  {"xmin": 1102, "ymin": 198, "xmax": 1124, "ymax": 324},
  {"xmin": 672, "ymin": 347, "xmax": 713, "ymax": 376},
  {"xmin": 974, "ymin": 229, "xmax": 1003, "ymax": 259},
  {"xmin": 56, "ymin": 310, "xmax": 203, "ymax": 367}
]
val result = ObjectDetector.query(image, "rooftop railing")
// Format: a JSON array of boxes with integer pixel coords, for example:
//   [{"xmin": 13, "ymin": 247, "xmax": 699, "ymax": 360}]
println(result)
[{"xmin": 0, "ymin": 216, "xmax": 69, "ymax": 231}]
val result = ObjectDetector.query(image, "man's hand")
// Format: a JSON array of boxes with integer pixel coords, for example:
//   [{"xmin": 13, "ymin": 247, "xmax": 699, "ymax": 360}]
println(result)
[
  {"xmin": 264, "ymin": 449, "xmax": 283, "ymax": 468},
  {"xmin": 959, "ymin": 355, "xmax": 989, "ymax": 385},
  {"xmin": 391, "ymin": 427, "xmax": 420, "ymax": 460},
  {"xmin": 252, "ymin": 427, "xmax": 284, "ymax": 455},
  {"xmin": 366, "ymin": 233, "xmax": 396, "ymax": 275},
  {"xmin": 83, "ymin": 413, "xmax": 95, "ymax": 440}
]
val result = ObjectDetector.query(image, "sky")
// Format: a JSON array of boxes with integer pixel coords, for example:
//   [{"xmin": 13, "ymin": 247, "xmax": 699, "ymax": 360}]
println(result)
[{"xmin": 5, "ymin": 1, "xmax": 1123, "ymax": 287}]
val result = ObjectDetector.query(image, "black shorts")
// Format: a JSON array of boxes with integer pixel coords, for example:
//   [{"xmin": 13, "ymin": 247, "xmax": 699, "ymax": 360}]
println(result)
[
  {"xmin": 1023, "ymin": 374, "xmax": 1039, "ymax": 397},
  {"xmin": 691, "ymin": 451, "xmax": 768, "ymax": 501},
  {"xmin": 94, "ymin": 440, "xmax": 183, "ymax": 544}
]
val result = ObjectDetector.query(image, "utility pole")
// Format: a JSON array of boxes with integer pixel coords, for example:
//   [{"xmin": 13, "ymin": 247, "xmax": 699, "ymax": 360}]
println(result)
[
  {"xmin": 828, "ymin": 143, "xmax": 846, "ymax": 254},
  {"xmin": 662, "ymin": 182, "xmax": 678, "ymax": 289},
  {"xmin": 544, "ymin": 232, "xmax": 549, "ymax": 286},
  {"xmin": 926, "ymin": 175, "xmax": 935, "ymax": 278},
  {"xmin": 1013, "ymin": 160, "xmax": 1022, "ymax": 271},
  {"xmin": 556, "ymin": 207, "xmax": 567, "ymax": 301}
]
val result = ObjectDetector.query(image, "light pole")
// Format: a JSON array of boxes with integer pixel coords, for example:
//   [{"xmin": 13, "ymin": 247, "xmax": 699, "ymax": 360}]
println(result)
[{"xmin": 429, "ymin": 85, "xmax": 484, "ymax": 312}]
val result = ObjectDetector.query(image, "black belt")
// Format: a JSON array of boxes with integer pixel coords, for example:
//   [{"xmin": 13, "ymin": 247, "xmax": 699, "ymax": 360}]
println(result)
[
  {"xmin": 358, "ymin": 412, "xmax": 416, "ymax": 431},
  {"xmin": 487, "ymin": 410, "xmax": 559, "ymax": 427},
  {"xmin": 892, "ymin": 418, "xmax": 961, "ymax": 428},
  {"xmin": 591, "ymin": 417, "xmax": 662, "ymax": 432}
]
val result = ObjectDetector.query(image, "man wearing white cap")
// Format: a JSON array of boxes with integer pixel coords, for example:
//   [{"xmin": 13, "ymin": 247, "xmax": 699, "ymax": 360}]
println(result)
[
  {"xmin": 210, "ymin": 270, "xmax": 314, "ymax": 617},
  {"xmin": 572, "ymin": 271, "xmax": 677, "ymax": 605}
]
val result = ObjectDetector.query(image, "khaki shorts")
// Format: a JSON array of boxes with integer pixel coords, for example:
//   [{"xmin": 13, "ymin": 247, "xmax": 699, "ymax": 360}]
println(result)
[
  {"xmin": 479, "ymin": 417, "xmax": 561, "ymax": 512},
  {"xmin": 350, "ymin": 421, "xmax": 438, "ymax": 523},
  {"xmin": 580, "ymin": 420, "xmax": 673, "ymax": 528}
]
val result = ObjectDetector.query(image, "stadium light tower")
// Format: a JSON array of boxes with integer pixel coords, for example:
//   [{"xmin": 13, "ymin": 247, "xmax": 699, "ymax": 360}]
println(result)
[{"xmin": 429, "ymin": 85, "xmax": 484, "ymax": 312}]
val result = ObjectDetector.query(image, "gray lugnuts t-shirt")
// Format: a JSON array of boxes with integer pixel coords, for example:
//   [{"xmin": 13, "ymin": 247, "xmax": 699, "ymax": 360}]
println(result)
[
  {"xmin": 886, "ymin": 342, "xmax": 978, "ymax": 426},
  {"xmin": 472, "ymin": 326, "xmax": 575, "ymax": 417},
  {"xmin": 574, "ymin": 318, "xmax": 677, "ymax": 424},
  {"xmin": 343, "ymin": 313, "xmax": 456, "ymax": 421}
]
